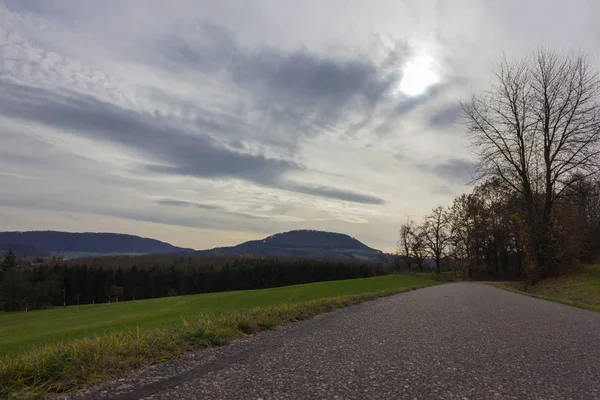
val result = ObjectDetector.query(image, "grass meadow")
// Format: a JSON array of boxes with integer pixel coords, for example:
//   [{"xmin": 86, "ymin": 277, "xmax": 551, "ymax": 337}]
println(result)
[{"xmin": 0, "ymin": 274, "xmax": 436, "ymax": 397}]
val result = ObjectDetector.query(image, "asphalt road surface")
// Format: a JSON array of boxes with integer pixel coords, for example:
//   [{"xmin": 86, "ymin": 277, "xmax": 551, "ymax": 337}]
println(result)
[{"xmin": 109, "ymin": 283, "xmax": 600, "ymax": 400}]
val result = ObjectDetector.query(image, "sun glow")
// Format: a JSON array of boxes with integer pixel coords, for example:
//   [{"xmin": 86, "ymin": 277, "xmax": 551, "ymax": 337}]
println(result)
[{"xmin": 398, "ymin": 53, "xmax": 440, "ymax": 97}]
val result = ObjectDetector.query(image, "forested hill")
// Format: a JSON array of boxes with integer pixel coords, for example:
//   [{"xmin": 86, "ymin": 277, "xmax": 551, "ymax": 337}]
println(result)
[
  {"xmin": 0, "ymin": 229, "xmax": 390, "ymax": 262},
  {"xmin": 195, "ymin": 230, "xmax": 390, "ymax": 262},
  {"xmin": 0, "ymin": 231, "xmax": 193, "ymax": 257}
]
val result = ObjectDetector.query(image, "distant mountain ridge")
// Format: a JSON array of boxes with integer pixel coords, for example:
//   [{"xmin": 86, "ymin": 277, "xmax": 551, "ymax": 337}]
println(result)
[
  {"xmin": 195, "ymin": 230, "xmax": 390, "ymax": 262},
  {"xmin": 0, "ymin": 229, "xmax": 390, "ymax": 262},
  {"xmin": 0, "ymin": 231, "xmax": 193, "ymax": 258}
]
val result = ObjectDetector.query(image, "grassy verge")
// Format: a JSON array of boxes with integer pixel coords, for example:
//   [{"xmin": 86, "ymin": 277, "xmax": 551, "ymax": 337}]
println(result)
[
  {"xmin": 0, "ymin": 278, "xmax": 436, "ymax": 398},
  {"xmin": 494, "ymin": 264, "xmax": 600, "ymax": 313}
]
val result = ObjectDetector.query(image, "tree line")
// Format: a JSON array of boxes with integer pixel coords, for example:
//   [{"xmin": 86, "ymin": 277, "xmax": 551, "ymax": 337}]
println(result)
[
  {"xmin": 0, "ymin": 252, "xmax": 388, "ymax": 312},
  {"xmin": 398, "ymin": 49, "xmax": 600, "ymax": 281}
]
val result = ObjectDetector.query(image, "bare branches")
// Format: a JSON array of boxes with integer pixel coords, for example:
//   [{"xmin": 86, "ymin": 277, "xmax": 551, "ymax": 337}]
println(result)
[
  {"xmin": 463, "ymin": 50, "xmax": 600, "ymax": 211},
  {"xmin": 531, "ymin": 50, "xmax": 600, "ymax": 207},
  {"xmin": 398, "ymin": 219, "xmax": 427, "ymax": 272},
  {"xmin": 422, "ymin": 206, "xmax": 452, "ymax": 274},
  {"xmin": 398, "ymin": 219, "xmax": 414, "ymax": 270},
  {"xmin": 409, "ymin": 226, "xmax": 428, "ymax": 273},
  {"xmin": 461, "ymin": 55, "xmax": 538, "ymax": 201},
  {"xmin": 462, "ymin": 49, "xmax": 600, "ymax": 276}
]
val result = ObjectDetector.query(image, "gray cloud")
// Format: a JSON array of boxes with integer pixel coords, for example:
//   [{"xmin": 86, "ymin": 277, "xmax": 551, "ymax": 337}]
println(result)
[
  {"xmin": 156, "ymin": 199, "xmax": 221, "ymax": 210},
  {"xmin": 154, "ymin": 22, "xmax": 404, "ymax": 138},
  {"xmin": 428, "ymin": 103, "xmax": 462, "ymax": 127},
  {"xmin": 396, "ymin": 152, "xmax": 477, "ymax": 186},
  {"xmin": 0, "ymin": 80, "xmax": 385, "ymax": 205},
  {"xmin": 154, "ymin": 198, "xmax": 312, "ymax": 223},
  {"xmin": 0, "ymin": 83, "xmax": 281, "ymax": 182},
  {"xmin": 431, "ymin": 158, "xmax": 476, "ymax": 184},
  {"xmin": 284, "ymin": 183, "xmax": 385, "ymax": 205},
  {"xmin": 156, "ymin": 22, "xmax": 397, "ymax": 105},
  {"xmin": 156, "ymin": 199, "xmax": 195, "ymax": 207},
  {"xmin": 0, "ymin": 193, "xmax": 294, "ymax": 234},
  {"xmin": 231, "ymin": 47, "xmax": 395, "ymax": 110},
  {"xmin": 155, "ymin": 198, "xmax": 277, "ymax": 220},
  {"xmin": 157, "ymin": 24, "xmax": 237, "ymax": 76},
  {"xmin": 0, "ymin": 195, "xmax": 221, "ymax": 231}
]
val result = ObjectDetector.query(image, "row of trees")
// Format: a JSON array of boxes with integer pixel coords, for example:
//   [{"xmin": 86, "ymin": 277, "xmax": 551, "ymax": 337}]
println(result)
[
  {"xmin": 399, "ymin": 49, "xmax": 600, "ymax": 281},
  {"xmin": 398, "ymin": 176, "xmax": 600, "ymax": 278},
  {"xmin": 398, "ymin": 179, "xmax": 522, "ymax": 277},
  {"xmin": 0, "ymin": 252, "xmax": 388, "ymax": 312}
]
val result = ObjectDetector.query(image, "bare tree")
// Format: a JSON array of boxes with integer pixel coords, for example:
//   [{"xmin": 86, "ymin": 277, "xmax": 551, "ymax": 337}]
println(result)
[
  {"xmin": 398, "ymin": 219, "xmax": 416, "ymax": 271},
  {"xmin": 462, "ymin": 49, "xmax": 600, "ymax": 277},
  {"xmin": 409, "ymin": 225, "xmax": 428, "ymax": 272},
  {"xmin": 423, "ymin": 207, "xmax": 452, "ymax": 274}
]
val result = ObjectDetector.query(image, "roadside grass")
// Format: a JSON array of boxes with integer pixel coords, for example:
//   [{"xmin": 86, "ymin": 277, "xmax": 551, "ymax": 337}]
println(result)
[
  {"xmin": 0, "ymin": 275, "xmax": 436, "ymax": 398},
  {"xmin": 494, "ymin": 264, "xmax": 600, "ymax": 313}
]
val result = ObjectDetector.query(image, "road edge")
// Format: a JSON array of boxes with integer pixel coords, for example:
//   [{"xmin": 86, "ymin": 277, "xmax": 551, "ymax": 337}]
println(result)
[
  {"xmin": 29, "ymin": 283, "xmax": 439, "ymax": 400},
  {"xmin": 99, "ymin": 284, "xmax": 440, "ymax": 400}
]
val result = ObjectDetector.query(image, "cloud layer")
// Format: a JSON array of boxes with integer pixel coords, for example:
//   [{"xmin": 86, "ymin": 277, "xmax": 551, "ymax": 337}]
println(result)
[{"xmin": 1, "ymin": 0, "xmax": 599, "ymax": 251}]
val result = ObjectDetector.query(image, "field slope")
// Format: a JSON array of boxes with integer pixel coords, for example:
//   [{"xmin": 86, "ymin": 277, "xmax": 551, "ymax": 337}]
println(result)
[
  {"xmin": 0, "ymin": 274, "xmax": 436, "ymax": 397},
  {"xmin": 0, "ymin": 274, "xmax": 433, "ymax": 356},
  {"xmin": 497, "ymin": 264, "xmax": 600, "ymax": 312}
]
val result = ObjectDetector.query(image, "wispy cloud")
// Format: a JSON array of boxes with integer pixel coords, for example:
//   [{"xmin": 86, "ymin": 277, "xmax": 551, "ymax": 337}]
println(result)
[
  {"xmin": 155, "ymin": 199, "xmax": 221, "ymax": 209},
  {"xmin": 0, "ymin": 172, "xmax": 37, "ymax": 180}
]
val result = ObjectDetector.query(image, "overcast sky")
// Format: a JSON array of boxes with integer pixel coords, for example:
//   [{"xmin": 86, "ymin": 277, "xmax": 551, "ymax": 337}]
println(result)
[{"xmin": 1, "ymin": 0, "xmax": 599, "ymax": 251}]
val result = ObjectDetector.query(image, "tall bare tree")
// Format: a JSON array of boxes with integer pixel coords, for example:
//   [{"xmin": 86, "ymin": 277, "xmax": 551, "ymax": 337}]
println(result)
[
  {"xmin": 462, "ymin": 49, "xmax": 600, "ymax": 278},
  {"xmin": 409, "ymin": 225, "xmax": 428, "ymax": 272},
  {"xmin": 398, "ymin": 219, "xmax": 416, "ymax": 270},
  {"xmin": 423, "ymin": 206, "xmax": 452, "ymax": 274}
]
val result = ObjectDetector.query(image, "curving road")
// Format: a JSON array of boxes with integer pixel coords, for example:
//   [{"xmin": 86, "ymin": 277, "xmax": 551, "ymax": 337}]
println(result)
[{"xmin": 105, "ymin": 283, "xmax": 600, "ymax": 400}]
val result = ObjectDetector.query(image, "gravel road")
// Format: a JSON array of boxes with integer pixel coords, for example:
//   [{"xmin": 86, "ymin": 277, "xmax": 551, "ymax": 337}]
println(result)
[{"xmin": 92, "ymin": 283, "xmax": 600, "ymax": 400}]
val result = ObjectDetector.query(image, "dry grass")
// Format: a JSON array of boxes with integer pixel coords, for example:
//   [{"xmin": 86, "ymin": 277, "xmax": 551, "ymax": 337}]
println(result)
[{"xmin": 494, "ymin": 264, "xmax": 600, "ymax": 313}]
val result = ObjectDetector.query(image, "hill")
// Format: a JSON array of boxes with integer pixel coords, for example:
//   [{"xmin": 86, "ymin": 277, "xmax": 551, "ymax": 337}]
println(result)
[
  {"xmin": 195, "ymin": 230, "xmax": 391, "ymax": 262},
  {"xmin": 0, "ymin": 231, "xmax": 193, "ymax": 259},
  {"xmin": 0, "ymin": 229, "xmax": 392, "ymax": 262}
]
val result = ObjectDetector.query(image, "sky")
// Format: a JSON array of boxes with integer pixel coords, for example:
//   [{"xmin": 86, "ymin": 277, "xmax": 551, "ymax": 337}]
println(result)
[{"xmin": 1, "ymin": 0, "xmax": 599, "ymax": 252}]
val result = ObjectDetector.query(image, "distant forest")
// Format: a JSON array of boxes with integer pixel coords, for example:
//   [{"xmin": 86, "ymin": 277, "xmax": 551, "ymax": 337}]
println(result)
[{"xmin": 0, "ymin": 253, "xmax": 389, "ymax": 312}]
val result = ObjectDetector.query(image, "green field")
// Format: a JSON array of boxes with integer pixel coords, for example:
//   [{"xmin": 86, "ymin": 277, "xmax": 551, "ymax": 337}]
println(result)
[{"xmin": 0, "ymin": 274, "xmax": 433, "ymax": 356}]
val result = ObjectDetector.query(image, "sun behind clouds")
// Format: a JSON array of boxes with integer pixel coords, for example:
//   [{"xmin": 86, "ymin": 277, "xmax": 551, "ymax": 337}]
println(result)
[{"xmin": 398, "ymin": 51, "xmax": 440, "ymax": 96}]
